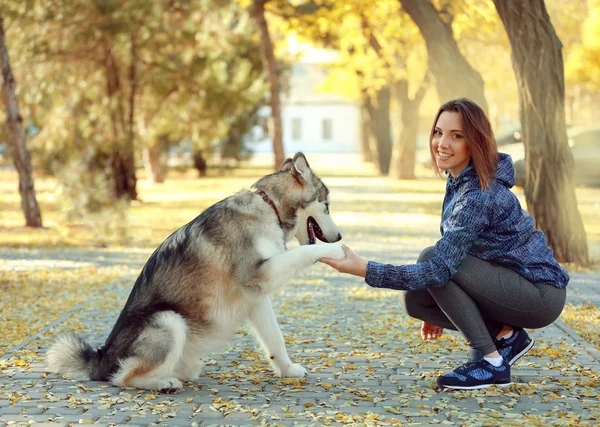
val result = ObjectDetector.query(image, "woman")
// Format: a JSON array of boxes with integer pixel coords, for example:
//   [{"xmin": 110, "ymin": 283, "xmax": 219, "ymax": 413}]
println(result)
[{"xmin": 320, "ymin": 98, "xmax": 569, "ymax": 390}]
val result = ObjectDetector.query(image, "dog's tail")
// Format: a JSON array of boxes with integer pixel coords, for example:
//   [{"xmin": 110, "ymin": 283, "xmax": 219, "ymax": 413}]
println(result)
[{"xmin": 46, "ymin": 334, "xmax": 104, "ymax": 381}]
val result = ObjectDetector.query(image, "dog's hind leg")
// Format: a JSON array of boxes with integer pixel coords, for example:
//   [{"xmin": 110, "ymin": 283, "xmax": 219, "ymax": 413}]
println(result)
[
  {"xmin": 174, "ymin": 338, "xmax": 205, "ymax": 383},
  {"xmin": 248, "ymin": 297, "xmax": 306, "ymax": 378},
  {"xmin": 110, "ymin": 311, "xmax": 187, "ymax": 391}
]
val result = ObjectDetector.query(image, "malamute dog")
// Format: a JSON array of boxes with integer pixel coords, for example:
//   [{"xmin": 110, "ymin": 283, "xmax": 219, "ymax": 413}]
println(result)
[{"xmin": 46, "ymin": 153, "xmax": 345, "ymax": 391}]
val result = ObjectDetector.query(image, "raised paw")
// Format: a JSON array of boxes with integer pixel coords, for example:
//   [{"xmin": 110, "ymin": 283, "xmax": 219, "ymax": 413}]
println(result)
[{"xmin": 319, "ymin": 244, "xmax": 345, "ymax": 261}]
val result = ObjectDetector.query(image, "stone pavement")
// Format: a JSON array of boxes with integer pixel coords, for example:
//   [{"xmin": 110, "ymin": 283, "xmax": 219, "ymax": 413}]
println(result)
[{"xmin": 1, "ymin": 177, "xmax": 600, "ymax": 426}]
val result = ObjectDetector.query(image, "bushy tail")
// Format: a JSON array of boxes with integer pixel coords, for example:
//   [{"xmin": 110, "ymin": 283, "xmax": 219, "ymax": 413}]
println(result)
[{"xmin": 46, "ymin": 334, "xmax": 103, "ymax": 380}]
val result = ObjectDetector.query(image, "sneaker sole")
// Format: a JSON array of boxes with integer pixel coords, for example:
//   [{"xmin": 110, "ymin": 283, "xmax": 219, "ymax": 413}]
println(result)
[
  {"xmin": 440, "ymin": 381, "xmax": 512, "ymax": 390},
  {"xmin": 508, "ymin": 338, "xmax": 534, "ymax": 366}
]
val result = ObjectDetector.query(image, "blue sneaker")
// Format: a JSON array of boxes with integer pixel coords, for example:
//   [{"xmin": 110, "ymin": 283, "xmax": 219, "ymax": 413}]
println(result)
[
  {"xmin": 496, "ymin": 327, "xmax": 534, "ymax": 366},
  {"xmin": 437, "ymin": 359, "xmax": 511, "ymax": 390},
  {"xmin": 467, "ymin": 328, "xmax": 534, "ymax": 365}
]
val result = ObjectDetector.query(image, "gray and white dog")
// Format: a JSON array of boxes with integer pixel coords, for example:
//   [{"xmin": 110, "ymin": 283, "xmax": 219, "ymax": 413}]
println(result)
[{"xmin": 46, "ymin": 152, "xmax": 345, "ymax": 391}]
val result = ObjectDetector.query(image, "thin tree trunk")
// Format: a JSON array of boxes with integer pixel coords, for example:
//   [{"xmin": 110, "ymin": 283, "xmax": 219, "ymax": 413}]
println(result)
[
  {"xmin": 359, "ymin": 92, "xmax": 374, "ymax": 163},
  {"xmin": 142, "ymin": 135, "xmax": 168, "ymax": 184},
  {"xmin": 399, "ymin": 0, "xmax": 488, "ymax": 113},
  {"xmin": 105, "ymin": 47, "xmax": 137, "ymax": 201},
  {"xmin": 251, "ymin": 0, "xmax": 285, "ymax": 170},
  {"xmin": 0, "ymin": 17, "xmax": 42, "ymax": 227},
  {"xmin": 365, "ymin": 86, "xmax": 393, "ymax": 176},
  {"xmin": 127, "ymin": 32, "xmax": 138, "ymax": 185},
  {"xmin": 493, "ymin": 0, "xmax": 589, "ymax": 265},
  {"xmin": 193, "ymin": 150, "xmax": 207, "ymax": 177},
  {"xmin": 390, "ymin": 77, "xmax": 428, "ymax": 179}
]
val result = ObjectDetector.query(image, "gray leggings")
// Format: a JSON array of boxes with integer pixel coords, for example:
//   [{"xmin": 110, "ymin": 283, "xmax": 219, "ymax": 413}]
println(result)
[{"xmin": 400, "ymin": 247, "xmax": 566, "ymax": 355}]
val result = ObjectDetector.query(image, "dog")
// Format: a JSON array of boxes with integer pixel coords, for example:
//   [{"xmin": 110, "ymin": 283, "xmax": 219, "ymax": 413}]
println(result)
[{"xmin": 46, "ymin": 152, "xmax": 345, "ymax": 391}]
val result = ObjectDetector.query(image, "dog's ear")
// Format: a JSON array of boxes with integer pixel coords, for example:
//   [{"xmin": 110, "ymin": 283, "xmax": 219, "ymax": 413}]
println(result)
[
  {"xmin": 291, "ymin": 152, "xmax": 312, "ymax": 181},
  {"xmin": 280, "ymin": 158, "xmax": 293, "ymax": 172}
]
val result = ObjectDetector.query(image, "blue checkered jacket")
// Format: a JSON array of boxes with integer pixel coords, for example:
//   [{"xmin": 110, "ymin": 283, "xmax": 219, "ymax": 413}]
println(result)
[{"xmin": 365, "ymin": 153, "xmax": 570, "ymax": 291}]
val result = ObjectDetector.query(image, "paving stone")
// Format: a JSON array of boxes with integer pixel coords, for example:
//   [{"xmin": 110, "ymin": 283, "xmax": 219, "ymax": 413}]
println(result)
[
  {"xmin": 0, "ymin": 415, "xmax": 54, "ymax": 423},
  {"xmin": 0, "ymin": 406, "xmax": 27, "ymax": 415},
  {"xmin": 50, "ymin": 413, "xmax": 102, "ymax": 423},
  {"xmin": 43, "ymin": 407, "xmax": 86, "ymax": 416},
  {"xmin": 96, "ymin": 413, "xmax": 133, "ymax": 424},
  {"xmin": 192, "ymin": 411, "xmax": 224, "ymax": 420}
]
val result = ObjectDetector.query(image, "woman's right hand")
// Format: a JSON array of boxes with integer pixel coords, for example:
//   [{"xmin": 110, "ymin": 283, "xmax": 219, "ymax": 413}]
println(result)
[{"xmin": 421, "ymin": 321, "xmax": 444, "ymax": 340}]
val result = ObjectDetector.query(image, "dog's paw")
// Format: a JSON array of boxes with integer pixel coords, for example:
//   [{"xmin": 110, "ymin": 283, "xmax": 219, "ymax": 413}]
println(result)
[
  {"xmin": 177, "ymin": 371, "xmax": 203, "ymax": 383},
  {"xmin": 278, "ymin": 363, "xmax": 307, "ymax": 378},
  {"xmin": 318, "ymin": 244, "xmax": 345, "ymax": 261},
  {"xmin": 157, "ymin": 377, "xmax": 183, "ymax": 393}
]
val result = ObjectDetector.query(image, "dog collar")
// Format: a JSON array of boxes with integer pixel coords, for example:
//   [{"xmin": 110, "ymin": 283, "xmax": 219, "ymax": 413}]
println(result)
[{"xmin": 256, "ymin": 190, "xmax": 283, "ymax": 229}]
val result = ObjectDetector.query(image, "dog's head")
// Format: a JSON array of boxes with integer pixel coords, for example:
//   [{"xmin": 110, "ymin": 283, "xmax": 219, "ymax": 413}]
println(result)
[{"xmin": 280, "ymin": 153, "xmax": 342, "ymax": 245}]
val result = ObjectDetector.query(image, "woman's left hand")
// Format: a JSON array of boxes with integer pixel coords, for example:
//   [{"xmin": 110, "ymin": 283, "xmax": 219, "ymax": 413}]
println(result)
[
  {"xmin": 421, "ymin": 321, "xmax": 444, "ymax": 340},
  {"xmin": 319, "ymin": 244, "xmax": 368, "ymax": 278}
]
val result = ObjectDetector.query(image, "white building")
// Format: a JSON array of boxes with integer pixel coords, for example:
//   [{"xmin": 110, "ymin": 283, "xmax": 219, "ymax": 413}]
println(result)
[{"xmin": 252, "ymin": 52, "xmax": 360, "ymax": 154}]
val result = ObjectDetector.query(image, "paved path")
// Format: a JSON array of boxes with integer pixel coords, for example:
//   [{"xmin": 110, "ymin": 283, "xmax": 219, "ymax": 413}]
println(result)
[{"xmin": 1, "ymin": 177, "xmax": 600, "ymax": 426}]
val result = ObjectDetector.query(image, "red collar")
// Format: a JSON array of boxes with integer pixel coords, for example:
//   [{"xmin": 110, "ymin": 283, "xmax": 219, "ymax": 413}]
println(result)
[{"xmin": 256, "ymin": 190, "xmax": 283, "ymax": 229}]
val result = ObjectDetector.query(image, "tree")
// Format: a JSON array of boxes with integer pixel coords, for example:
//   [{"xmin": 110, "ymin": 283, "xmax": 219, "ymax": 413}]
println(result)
[
  {"xmin": 288, "ymin": 0, "xmax": 429, "ymax": 177},
  {"xmin": 364, "ymin": 84, "xmax": 393, "ymax": 175},
  {"xmin": 398, "ymin": 0, "xmax": 488, "ymax": 113},
  {"xmin": 390, "ymin": 76, "xmax": 428, "ymax": 179},
  {"xmin": 8, "ymin": 0, "xmax": 268, "ymax": 197},
  {"xmin": 251, "ymin": 0, "xmax": 285, "ymax": 170},
  {"xmin": 493, "ymin": 0, "xmax": 589, "ymax": 265},
  {"xmin": 135, "ymin": 1, "xmax": 268, "ymax": 181},
  {"xmin": 0, "ymin": 17, "xmax": 43, "ymax": 227}
]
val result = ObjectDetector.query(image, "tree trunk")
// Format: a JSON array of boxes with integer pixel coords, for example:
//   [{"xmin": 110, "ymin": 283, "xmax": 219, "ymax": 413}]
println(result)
[
  {"xmin": 390, "ymin": 78, "xmax": 428, "ymax": 180},
  {"xmin": 493, "ymin": 0, "xmax": 589, "ymax": 265},
  {"xmin": 251, "ymin": 0, "xmax": 285, "ymax": 170},
  {"xmin": 365, "ymin": 86, "xmax": 393, "ymax": 176},
  {"xmin": 359, "ymin": 91, "xmax": 374, "ymax": 163},
  {"xmin": 142, "ymin": 135, "xmax": 168, "ymax": 184},
  {"xmin": 105, "ymin": 48, "xmax": 137, "ymax": 201},
  {"xmin": 398, "ymin": 0, "xmax": 488, "ymax": 113},
  {"xmin": 0, "ymin": 17, "xmax": 42, "ymax": 227},
  {"xmin": 127, "ymin": 32, "xmax": 139, "ymax": 185},
  {"xmin": 193, "ymin": 150, "xmax": 207, "ymax": 177}
]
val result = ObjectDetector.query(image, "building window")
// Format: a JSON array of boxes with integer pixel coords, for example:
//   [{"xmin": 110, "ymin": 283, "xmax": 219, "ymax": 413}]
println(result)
[
  {"xmin": 322, "ymin": 118, "xmax": 332, "ymax": 141},
  {"xmin": 291, "ymin": 118, "xmax": 301, "ymax": 140}
]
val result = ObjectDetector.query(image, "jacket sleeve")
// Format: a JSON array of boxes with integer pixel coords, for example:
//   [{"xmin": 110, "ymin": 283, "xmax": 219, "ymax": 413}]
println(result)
[{"xmin": 365, "ymin": 190, "xmax": 490, "ymax": 291}]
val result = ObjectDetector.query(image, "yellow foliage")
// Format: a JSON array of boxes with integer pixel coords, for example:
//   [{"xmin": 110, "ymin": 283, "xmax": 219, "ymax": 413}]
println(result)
[{"xmin": 564, "ymin": 0, "xmax": 600, "ymax": 90}]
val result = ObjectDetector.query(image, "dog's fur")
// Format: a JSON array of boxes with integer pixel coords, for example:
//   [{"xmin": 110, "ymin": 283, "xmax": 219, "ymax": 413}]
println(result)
[{"xmin": 46, "ymin": 153, "xmax": 345, "ymax": 391}]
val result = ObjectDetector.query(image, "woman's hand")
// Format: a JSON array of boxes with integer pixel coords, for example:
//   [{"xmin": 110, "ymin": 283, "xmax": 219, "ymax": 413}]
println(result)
[
  {"xmin": 319, "ymin": 244, "xmax": 368, "ymax": 278},
  {"xmin": 421, "ymin": 321, "xmax": 444, "ymax": 340}
]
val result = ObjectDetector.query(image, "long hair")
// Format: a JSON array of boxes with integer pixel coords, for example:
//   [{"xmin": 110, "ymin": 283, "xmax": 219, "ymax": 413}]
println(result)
[{"xmin": 429, "ymin": 98, "xmax": 499, "ymax": 190}]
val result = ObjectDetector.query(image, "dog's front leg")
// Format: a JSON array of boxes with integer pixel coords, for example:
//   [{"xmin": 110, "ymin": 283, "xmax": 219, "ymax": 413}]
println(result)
[
  {"xmin": 258, "ymin": 243, "xmax": 344, "ymax": 294},
  {"xmin": 248, "ymin": 297, "xmax": 306, "ymax": 378}
]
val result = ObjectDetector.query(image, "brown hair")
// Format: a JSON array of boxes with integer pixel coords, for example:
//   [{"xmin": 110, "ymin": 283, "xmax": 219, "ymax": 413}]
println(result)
[{"xmin": 429, "ymin": 98, "xmax": 499, "ymax": 190}]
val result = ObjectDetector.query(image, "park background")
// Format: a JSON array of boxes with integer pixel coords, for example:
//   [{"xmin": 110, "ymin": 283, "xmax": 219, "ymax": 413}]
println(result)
[{"xmin": 1, "ymin": 0, "xmax": 600, "ymax": 426}]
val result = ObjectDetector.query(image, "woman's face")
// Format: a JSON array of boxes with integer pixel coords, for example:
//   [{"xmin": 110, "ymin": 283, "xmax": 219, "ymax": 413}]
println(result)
[{"xmin": 431, "ymin": 111, "xmax": 471, "ymax": 178}]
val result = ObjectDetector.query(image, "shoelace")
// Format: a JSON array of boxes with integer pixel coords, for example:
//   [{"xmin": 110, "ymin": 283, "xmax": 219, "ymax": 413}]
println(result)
[{"xmin": 454, "ymin": 361, "xmax": 483, "ymax": 373}]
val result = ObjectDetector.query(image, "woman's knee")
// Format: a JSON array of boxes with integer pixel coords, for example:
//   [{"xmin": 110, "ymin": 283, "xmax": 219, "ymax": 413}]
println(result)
[
  {"xmin": 417, "ymin": 246, "xmax": 435, "ymax": 263},
  {"xmin": 399, "ymin": 291, "xmax": 427, "ymax": 319}
]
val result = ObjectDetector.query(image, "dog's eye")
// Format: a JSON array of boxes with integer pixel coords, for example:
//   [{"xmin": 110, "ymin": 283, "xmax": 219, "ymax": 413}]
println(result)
[{"xmin": 325, "ymin": 203, "xmax": 330, "ymax": 214}]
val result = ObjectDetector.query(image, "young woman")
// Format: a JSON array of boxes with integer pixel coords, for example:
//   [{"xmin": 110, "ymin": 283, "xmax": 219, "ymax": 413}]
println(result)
[{"xmin": 320, "ymin": 98, "xmax": 569, "ymax": 390}]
